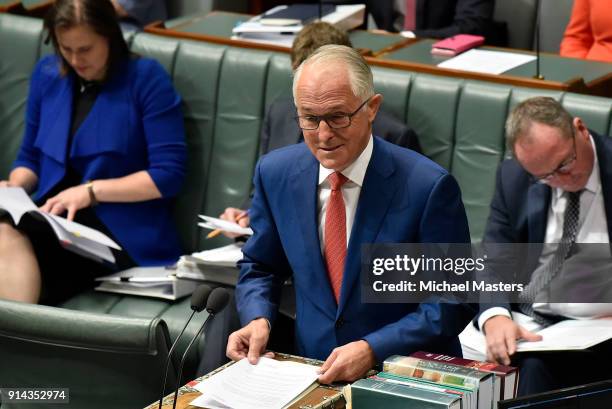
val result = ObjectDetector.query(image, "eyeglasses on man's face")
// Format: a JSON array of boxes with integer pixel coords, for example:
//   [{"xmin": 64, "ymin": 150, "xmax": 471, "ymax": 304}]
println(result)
[
  {"xmin": 295, "ymin": 97, "xmax": 371, "ymax": 130},
  {"xmin": 530, "ymin": 131, "xmax": 578, "ymax": 184}
]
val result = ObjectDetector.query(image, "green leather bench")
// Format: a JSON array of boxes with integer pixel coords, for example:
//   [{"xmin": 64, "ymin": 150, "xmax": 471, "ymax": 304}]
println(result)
[{"xmin": 1, "ymin": 12, "xmax": 612, "ymax": 409}]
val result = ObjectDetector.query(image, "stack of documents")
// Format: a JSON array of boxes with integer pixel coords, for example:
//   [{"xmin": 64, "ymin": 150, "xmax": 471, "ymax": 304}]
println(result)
[
  {"xmin": 232, "ymin": 4, "xmax": 366, "ymax": 47},
  {"xmin": 95, "ymin": 266, "xmax": 199, "ymax": 300},
  {"xmin": 190, "ymin": 357, "xmax": 320, "ymax": 409},
  {"xmin": 176, "ymin": 243, "xmax": 243, "ymax": 286}
]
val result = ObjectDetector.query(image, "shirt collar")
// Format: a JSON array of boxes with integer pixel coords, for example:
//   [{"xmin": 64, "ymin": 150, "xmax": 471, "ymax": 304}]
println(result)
[
  {"xmin": 554, "ymin": 133, "xmax": 599, "ymax": 199},
  {"xmin": 318, "ymin": 135, "xmax": 373, "ymax": 187}
]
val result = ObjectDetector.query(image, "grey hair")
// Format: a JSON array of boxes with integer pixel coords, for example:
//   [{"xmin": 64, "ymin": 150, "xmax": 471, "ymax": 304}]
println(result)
[
  {"xmin": 506, "ymin": 96, "xmax": 574, "ymax": 154},
  {"xmin": 292, "ymin": 44, "xmax": 374, "ymax": 104}
]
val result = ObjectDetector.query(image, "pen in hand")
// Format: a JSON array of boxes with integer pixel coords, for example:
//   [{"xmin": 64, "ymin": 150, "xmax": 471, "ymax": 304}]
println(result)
[{"xmin": 206, "ymin": 210, "xmax": 249, "ymax": 239}]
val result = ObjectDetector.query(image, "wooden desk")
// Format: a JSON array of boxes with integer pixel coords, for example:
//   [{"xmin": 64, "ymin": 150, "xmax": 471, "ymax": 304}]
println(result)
[
  {"xmin": 145, "ymin": 353, "xmax": 345, "ymax": 409},
  {"xmin": 0, "ymin": 0, "xmax": 52, "ymax": 17},
  {"xmin": 145, "ymin": 11, "xmax": 612, "ymax": 97},
  {"xmin": 374, "ymin": 39, "xmax": 612, "ymax": 96},
  {"xmin": 146, "ymin": 11, "xmax": 410, "ymax": 57}
]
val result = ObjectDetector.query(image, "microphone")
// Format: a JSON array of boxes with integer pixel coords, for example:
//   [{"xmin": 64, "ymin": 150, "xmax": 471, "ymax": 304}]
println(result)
[
  {"xmin": 533, "ymin": 0, "xmax": 544, "ymax": 80},
  {"xmin": 172, "ymin": 287, "xmax": 230, "ymax": 409},
  {"xmin": 157, "ymin": 284, "xmax": 212, "ymax": 409}
]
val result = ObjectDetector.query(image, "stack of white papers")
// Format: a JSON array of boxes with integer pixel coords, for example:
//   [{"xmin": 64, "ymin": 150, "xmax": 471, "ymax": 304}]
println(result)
[
  {"xmin": 191, "ymin": 357, "xmax": 319, "ymax": 409},
  {"xmin": 175, "ymin": 243, "xmax": 242, "ymax": 285},
  {"xmin": 437, "ymin": 49, "xmax": 536, "ymax": 75},
  {"xmin": 188, "ymin": 243, "xmax": 245, "ymax": 267}
]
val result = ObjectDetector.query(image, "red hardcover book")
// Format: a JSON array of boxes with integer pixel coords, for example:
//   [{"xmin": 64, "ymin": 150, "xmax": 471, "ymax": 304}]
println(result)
[
  {"xmin": 431, "ymin": 34, "xmax": 485, "ymax": 56},
  {"xmin": 410, "ymin": 351, "xmax": 519, "ymax": 401}
]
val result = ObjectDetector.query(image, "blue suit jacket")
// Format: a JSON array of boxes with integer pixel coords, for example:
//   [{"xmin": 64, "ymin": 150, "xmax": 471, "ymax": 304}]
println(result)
[
  {"xmin": 236, "ymin": 137, "xmax": 474, "ymax": 363},
  {"xmin": 479, "ymin": 131, "xmax": 612, "ymax": 316},
  {"xmin": 13, "ymin": 55, "xmax": 186, "ymax": 265}
]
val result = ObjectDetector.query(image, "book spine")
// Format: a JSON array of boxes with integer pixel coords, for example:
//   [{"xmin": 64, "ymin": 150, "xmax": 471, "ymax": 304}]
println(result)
[
  {"xmin": 351, "ymin": 379, "xmax": 459, "ymax": 409},
  {"xmin": 410, "ymin": 351, "xmax": 515, "ymax": 374},
  {"xmin": 410, "ymin": 351, "xmax": 518, "ymax": 399},
  {"xmin": 383, "ymin": 356, "xmax": 486, "ymax": 389}
]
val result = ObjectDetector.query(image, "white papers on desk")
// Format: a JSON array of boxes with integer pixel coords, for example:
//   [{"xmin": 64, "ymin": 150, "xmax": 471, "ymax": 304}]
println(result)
[
  {"xmin": 190, "ymin": 357, "xmax": 319, "ymax": 409},
  {"xmin": 95, "ymin": 266, "xmax": 199, "ymax": 300},
  {"xmin": 189, "ymin": 243, "xmax": 244, "ymax": 267},
  {"xmin": 460, "ymin": 311, "xmax": 612, "ymax": 361},
  {"xmin": 437, "ymin": 49, "xmax": 536, "ymax": 75},
  {"xmin": 175, "ymin": 243, "xmax": 242, "ymax": 285},
  {"xmin": 198, "ymin": 214, "xmax": 253, "ymax": 236}
]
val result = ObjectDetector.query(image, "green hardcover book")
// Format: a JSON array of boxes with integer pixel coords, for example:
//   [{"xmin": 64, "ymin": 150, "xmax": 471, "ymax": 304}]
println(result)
[
  {"xmin": 383, "ymin": 355, "xmax": 494, "ymax": 409},
  {"xmin": 375, "ymin": 372, "xmax": 475, "ymax": 409},
  {"xmin": 351, "ymin": 378, "xmax": 462, "ymax": 409}
]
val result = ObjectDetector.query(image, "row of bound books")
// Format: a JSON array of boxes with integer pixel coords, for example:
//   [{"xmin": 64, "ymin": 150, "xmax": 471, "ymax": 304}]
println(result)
[{"xmin": 348, "ymin": 351, "xmax": 518, "ymax": 409}]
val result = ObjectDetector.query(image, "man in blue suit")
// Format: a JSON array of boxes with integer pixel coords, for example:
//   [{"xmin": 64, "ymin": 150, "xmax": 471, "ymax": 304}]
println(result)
[
  {"xmin": 227, "ymin": 45, "xmax": 474, "ymax": 383},
  {"xmin": 479, "ymin": 97, "xmax": 612, "ymax": 394}
]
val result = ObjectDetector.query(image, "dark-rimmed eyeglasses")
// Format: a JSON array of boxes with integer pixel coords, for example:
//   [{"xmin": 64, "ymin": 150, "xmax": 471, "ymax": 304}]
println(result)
[
  {"xmin": 295, "ymin": 97, "xmax": 371, "ymax": 130},
  {"xmin": 530, "ymin": 132, "xmax": 577, "ymax": 184}
]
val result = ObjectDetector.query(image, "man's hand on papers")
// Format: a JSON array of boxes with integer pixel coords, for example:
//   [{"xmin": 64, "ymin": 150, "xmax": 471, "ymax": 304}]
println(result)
[
  {"xmin": 40, "ymin": 184, "xmax": 92, "ymax": 221},
  {"xmin": 226, "ymin": 317, "xmax": 274, "ymax": 365},
  {"xmin": 219, "ymin": 207, "xmax": 251, "ymax": 238},
  {"xmin": 483, "ymin": 315, "xmax": 542, "ymax": 365},
  {"xmin": 317, "ymin": 340, "xmax": 376, "ymax": 384}
]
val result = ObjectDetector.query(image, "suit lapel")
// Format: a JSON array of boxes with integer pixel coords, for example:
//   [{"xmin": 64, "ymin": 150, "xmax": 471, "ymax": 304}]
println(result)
[
  {"xmin": 289, "ymin": 151, "xmax": 338, "ymax": 313},
  {"xmin": 591, "ymin": 132, "xmax": 612, "ymax": 247},
  {"xmin": 338, "ymin": 138, "xmax": 396, "ymax": 314}
]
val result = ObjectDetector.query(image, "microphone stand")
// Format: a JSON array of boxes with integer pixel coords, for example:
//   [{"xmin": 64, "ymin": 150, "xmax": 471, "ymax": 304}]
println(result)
[
  {"xmin": 157, "ymin": 310, "xmax": 196, "ymax": 409},
  {"xmin": 533, "ymin": 0, "xmax": 544, "ymax": 80},
  {"xmin": 171, "ymin": 312, "xmax": 216, "ymax": 409}
]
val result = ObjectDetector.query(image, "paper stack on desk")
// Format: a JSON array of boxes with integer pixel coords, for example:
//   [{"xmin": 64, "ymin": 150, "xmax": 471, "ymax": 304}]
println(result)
[
  {"xmin": 95, "ymin": 266, "xmax": 199, "ymax": 300},
  {"xmin": 232, "ymin": 4, "xmax": 366, "ymax": 47},
  {"xmin": 190, "ymin": 357, "xmax": 319, "ymax": 409},
  {"xmin": 175, "ymin": 243, "xmax": 243, "ymax": 286}
]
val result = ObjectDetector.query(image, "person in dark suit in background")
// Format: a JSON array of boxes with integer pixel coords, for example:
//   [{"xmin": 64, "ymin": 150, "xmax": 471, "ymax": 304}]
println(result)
[
  {"xmin": 478, "ymin": 97, "xmax": 612, "ymax": 395},
  {"xmin": 111, "ymin": 0, "xmax": 166, "ymax": 32},
  {"xmin": 227, "ymin": 44, "xmax": 474, "ymax": 383},
  {"xmin": 220, "ymin": 21, "xmax": 421, "ymax": 234},
  {"xmin": 366, "ymin": 0, "xmax": 496, "ymax": 39}
]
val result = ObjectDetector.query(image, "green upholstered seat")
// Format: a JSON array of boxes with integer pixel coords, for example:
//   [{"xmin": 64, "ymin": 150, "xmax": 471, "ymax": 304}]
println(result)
[
  {"xmin": 1, "ymin": 13, "xmax": 612, "ymax": 408},
  {"xmin": 0, "ymin": 299, "xmax": 176, "ymax": 409}
]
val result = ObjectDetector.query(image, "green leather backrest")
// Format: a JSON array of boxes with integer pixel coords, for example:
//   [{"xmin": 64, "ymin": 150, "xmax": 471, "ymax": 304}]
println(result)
[
  {"xmin": 0, "ymin": 14, "xmax": 44, "ymax": 177},
  {"xmin": 2, "ymin": 13, "xmax": 612, "ymax": 244},
  {"xmin": 0, "ymin": 299, "xmax": 176, "ymax": 409}
]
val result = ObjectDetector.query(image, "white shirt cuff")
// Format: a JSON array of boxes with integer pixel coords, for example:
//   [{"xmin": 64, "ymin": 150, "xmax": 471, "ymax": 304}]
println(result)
[
  {"xmin": 400, "ymin": 30, "xmax": 416, "ymax": 38},
  {"xmin": 478, "ymin": 307, "xmax": 512, "ymax": 333}
]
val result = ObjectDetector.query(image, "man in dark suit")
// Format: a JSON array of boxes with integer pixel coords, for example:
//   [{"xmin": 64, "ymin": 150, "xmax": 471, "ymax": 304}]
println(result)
[
  {"xmin": 479, "ymin": 97, "xmax": 612, "ymax": 395},
  {"xmin": 226, "ymin": 44, "xmax": 474, "ymax": 383},
  {"xmin": 221, "ymin": 21, "xmax": 420, "ymax": 233},
  {"xmin": 367, "ymin": 0, "xmax": 495, "ymax": 38}
]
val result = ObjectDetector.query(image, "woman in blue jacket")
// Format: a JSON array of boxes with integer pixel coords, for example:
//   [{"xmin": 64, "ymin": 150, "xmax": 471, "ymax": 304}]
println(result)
[{"xmin": 0, "ymin": 0, "xmax": 186, "ymax": 304}]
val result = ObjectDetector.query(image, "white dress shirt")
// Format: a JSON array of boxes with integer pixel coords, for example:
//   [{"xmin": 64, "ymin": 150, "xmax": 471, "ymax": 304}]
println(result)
[
  {"xmin": 479, "ymin": 135, "xmax": 611, "ymax": 329},
  {"xmin": 317, "ymin": 136, "xmax": 373, "ymax": 253}
]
